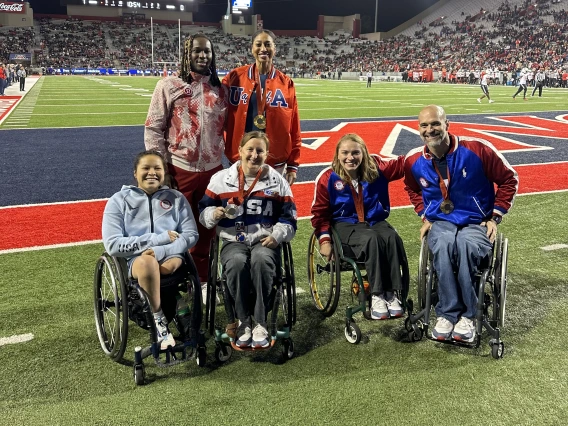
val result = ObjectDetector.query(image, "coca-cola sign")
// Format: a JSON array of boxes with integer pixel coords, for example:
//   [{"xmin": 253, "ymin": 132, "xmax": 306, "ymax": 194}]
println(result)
[{"xmin": 0, "ymin": 2, "xmax": 25, "ymax": 14}]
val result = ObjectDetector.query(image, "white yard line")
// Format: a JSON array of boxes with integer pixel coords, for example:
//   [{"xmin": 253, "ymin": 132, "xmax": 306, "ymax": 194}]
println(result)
[
  {"xmin": 541, "ymin": 244, "xmax": 568, "ymax": 251},
  {"xmin": 0, "ymin": 333, "xmax": 34, "ymax": 347}
]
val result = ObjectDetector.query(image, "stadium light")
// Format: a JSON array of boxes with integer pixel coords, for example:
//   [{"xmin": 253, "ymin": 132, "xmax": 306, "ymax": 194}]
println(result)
[{"xmin": 374, "ymin": 0, "xmax": 377, "ymax": 33}]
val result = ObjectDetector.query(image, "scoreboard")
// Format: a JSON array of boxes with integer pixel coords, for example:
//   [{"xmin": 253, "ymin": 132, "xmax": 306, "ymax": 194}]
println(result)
[{"xmin": 64, "ymin": 1, "xmax": 196, "ymax": 13}]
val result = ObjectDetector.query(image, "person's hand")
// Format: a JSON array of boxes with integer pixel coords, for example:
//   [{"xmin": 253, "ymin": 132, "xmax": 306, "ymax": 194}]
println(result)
[
  {"xmin": 481, "ymin": 219, "xmax": 498, "ymax": 243},
  {"xmin": 167, "ymin": 230, "xmax": 179, "ymax": 242},
  {"xmin": 420, "ymin": 219, "xmax": 432, "ymax": 241},
  {"xmin": 319, "ymin": 242, "xmax": 333, "ymax": 262},
  {"xmin": 285, "ymin": 171, "xmax": 297, "ymax": 186},
  {"xmin": 142, "ymin": 248, "xmax": 155, "ymax": 257},
  {"xmin": 261, "ymin": 235, "xmax": 278, "ymax": 248},
  {"xmin": 213, "ymin": 207, "xmax": 226, "ymax": 221}
]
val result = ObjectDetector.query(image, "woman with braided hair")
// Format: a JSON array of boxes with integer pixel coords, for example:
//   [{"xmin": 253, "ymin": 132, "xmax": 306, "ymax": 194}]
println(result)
[{"xmin": 145, "ymin": 34, "xmax": 228, "ymax": 298}]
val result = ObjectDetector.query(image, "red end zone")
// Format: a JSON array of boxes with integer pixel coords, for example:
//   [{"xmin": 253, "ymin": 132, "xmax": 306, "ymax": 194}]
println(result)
[
  {"xmin": 0, "ymin": 162, "xmax": 566, "ymax": 252},
  {"xmin": 0, "ymin": 96, "xmax": 23, "ymax": 123}
]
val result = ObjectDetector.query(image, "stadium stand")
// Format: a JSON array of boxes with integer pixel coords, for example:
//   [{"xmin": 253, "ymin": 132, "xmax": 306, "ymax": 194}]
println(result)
[{"xmin": 0, "ymin": 0, "xmax": 566, "ymax": 85}]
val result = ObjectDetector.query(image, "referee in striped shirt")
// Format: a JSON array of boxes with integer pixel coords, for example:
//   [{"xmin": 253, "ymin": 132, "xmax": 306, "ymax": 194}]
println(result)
[{"xmin": 532, "ymin": 68, "xmax": 545, "ymax": 97}]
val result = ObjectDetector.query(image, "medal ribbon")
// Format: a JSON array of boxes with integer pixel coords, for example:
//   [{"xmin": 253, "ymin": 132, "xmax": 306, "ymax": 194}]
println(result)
[
  {"xmin": 432, "ymin": 161, "xmax": 451, "ymax": 201},
  {"xmin": 236, "ymin": 166, "xmax": 263, "ymax": 205},
  {"xmin": 254, "ymin": 65, "xmax": 268, "ymax": 120},
  {"xmin": 349, "ymin": 181, "xmax": 366, "ymax": 223}
]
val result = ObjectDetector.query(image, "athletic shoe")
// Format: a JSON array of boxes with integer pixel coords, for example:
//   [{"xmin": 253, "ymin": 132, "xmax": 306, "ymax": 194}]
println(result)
[
  {"xmin": 386, "ymin": 296, "xmax": 404, "ymax": 318},
  {"xmin": 452, "ymin": 317, "xmax": 476, "ymax": 343},
  {"xmin": 432, "ymin": 317, "xmax": 453, "ymax": 341},
  {"xmin": 477, "ymin": 98, "xmax": 481, "ymax": 103},
  {"xmin": 235, "ymin": 320, "xmax": 252, "ymax": 347},
  {"xmin": 489, "ymin": 100, "xmax": 495, "ymax": 103},
  {"xmin": 371, "ymin": 294, "xmax": 389, "ymax": 320},
  {"xmin": 251, "ymin": 324, "xmax": 270, "ymax": 348},
  {"xmin": 524, "ymin": 98, "xmax": 528, "ymax": 101},
  {"xmin": 155, "ymin": 316, "xmax": 176, "ymax": 350}
]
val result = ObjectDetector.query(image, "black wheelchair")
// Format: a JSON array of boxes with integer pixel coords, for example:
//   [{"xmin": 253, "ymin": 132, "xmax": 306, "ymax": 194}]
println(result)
[
  {"xmin": 307, "ymin": 227, "xmax": 410, "ymax": 344},
  {"xmin": 205, "ymin": 236, "xmax": 297, "ymax": 362},
  {"xmin": 405, "ymin": 232, "xmax": 509, "ymax": 359},
  {"xmin": 93, "ymin": 252, "xmax": 206, "ymax": 385}
]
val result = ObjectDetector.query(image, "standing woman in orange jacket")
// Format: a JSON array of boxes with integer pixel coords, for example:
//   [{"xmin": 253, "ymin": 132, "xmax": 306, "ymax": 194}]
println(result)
[{"xmin": 223, "ymin": 29, "xmax": 301, "ymax": 185}]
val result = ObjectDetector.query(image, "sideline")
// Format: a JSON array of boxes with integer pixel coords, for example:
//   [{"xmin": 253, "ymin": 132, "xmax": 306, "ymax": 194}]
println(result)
[{"xmin": 0, "ymin": 76, "xmax": 41, "ymax": 125}]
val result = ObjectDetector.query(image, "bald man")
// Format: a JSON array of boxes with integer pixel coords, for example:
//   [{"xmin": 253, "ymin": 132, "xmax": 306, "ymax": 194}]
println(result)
[{"xmin": 403, "ymin": 105, "xmax": 518, "ymax": 343}]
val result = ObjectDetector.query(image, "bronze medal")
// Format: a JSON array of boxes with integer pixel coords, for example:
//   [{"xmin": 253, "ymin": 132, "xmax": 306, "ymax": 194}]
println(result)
[
  {"xmin": 253, "ymin": 114, "xmax": 266, "ymax": 129},
  {"xmin": 440, "ymin": 199, "xmax": 454, "ymax": 214}
]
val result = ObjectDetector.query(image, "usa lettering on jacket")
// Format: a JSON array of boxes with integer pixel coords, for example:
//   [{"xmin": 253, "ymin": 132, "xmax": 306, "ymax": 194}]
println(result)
[{"xmin": 229, "ymin": 86, "xmax": 289, "ymax": 108}]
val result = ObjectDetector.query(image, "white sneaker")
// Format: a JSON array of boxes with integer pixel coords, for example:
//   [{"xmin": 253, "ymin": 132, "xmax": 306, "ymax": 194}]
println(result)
[
  {"xmin": 452, "ymin": 317, "xmax": 476, "ymax": 342},
  {"xmin": 235, "ymin": 320, "xmax": 252, "ymax": 347},
  {"xmin": 155, "ymin": 316, "xmax": 176, "ymax": 350},
  {"xmin": 477, "ymin": 98, "xmax": 481, "ymax": 103},
  {"xmin": 252, "ymin": 324, "xmax": 270, "ymax": 348},
  {"xmin": 489, "ymin": 99, "xmax": 495, "ymax": 103},
  {"xmin": 386, "ymin": 296, "xmax": 404, "ymax": 318},
  {"xmin": 432, "ymin": 317, "xmax": 453, "ymax": 341},
  {"xmin": 371, "ymin": 294, "xmax": 389, "ymax": 320}
]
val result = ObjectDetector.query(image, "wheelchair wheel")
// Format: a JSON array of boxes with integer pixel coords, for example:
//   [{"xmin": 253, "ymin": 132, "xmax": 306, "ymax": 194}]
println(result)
[
  {"xmin": 134, "ymin": 363, "xmax": 145, "ymax": 386},
  {"xmin": 93, "ymin": 253, "xmax": 129, "ymax": 362},
  {"xmin": 417, "ymin": 236, "xmax": 430, "ymax": 310},
  {"xmin": 282, "ymin": 338, "xmax": 294, "ymax": 361},
  {"xmin": 206, "ymin": 238, "xmax": 219, "ymax": 336},
  {"xmin": 307, "ymin": 232, "xmax": 341, "ymax": 317},
  {"xmin": 344, "ymin": 320, "xmax": 361, "ymax": 344},
  {"xmin": 494, "ymin": 235, "xmax": 509, "ymax": 328},
  {"xmin": 215, "ymin": 344, "xmax": 232, "ymax": 363},
  {"xmin": 282, "ymin": 242, "xmax": 297, "ymax": 328}
]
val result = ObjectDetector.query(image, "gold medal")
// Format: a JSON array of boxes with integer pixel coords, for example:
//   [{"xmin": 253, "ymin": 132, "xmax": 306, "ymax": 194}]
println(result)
[
  {"xmin": 253, "ymin": 114, "xmax": 266, "ymax": 129},
  {"xmin": 440, "ymin": 199, "xmax": 454, "ymax": 214}
]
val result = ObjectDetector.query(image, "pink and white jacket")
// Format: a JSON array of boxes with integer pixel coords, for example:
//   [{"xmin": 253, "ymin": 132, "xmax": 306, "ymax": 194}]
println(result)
[{"xmin": 144, "ymin": 73, "xmax": 228, "ymax": 172}]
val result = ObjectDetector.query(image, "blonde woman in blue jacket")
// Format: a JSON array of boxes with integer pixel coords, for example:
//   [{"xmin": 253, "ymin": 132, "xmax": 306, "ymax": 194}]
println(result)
[{"xmin": 102, "ymin": 150, "xmax": 199, "ymax": 349}]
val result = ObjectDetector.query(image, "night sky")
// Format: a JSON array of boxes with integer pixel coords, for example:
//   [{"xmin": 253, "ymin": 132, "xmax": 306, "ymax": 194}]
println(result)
[{"xmin": 26, "ymin": 0, "xmax": 439, "ymax": 32}]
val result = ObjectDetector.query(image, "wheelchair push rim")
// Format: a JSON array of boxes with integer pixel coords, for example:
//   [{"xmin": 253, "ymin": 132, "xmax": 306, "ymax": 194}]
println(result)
[
  {"xmin": 307, "ymin": 232, "xmax": 341, "ymax": 317},
  {"xmin": 93, "ymin": 253, "xmax": 129, "ymax": 361}
]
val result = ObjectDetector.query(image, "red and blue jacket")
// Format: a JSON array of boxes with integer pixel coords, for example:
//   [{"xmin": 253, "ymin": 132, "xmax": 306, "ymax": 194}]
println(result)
[
  {"xmin": 403, "ymin": 134, "xmax": 519, "ymax": 225},
  {"xmin": 311, "ymin": 155, "xmax": 404, "ymax": 245}
]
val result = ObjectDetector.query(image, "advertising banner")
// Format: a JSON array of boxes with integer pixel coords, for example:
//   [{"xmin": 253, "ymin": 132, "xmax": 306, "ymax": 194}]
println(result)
[{"xmin": 0, "ymin": 2, "xmax": 26, "ymax": 14}]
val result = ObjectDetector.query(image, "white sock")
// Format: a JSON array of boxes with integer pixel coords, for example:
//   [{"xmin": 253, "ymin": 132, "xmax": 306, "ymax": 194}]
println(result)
[{"xmin": 153, "ymin": 309, "xmax": 165, "ymax": 321}]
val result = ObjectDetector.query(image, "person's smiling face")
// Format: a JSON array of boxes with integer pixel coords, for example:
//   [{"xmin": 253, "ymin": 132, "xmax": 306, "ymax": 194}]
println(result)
[
  {"xmin": 134, "ymin": 154, "xmax": 165, "ymax": 194},
  {"xmin": 337, "ymin": 140, "xmax": 363, "ymax": 178},
  {"xmin": 252, "ymin": 32, "xmax": 276, "ymax": 69},
  {"xmin": 239, "ymin": 137, "xmax": 268, "ymax": 176},
  {"xmin": 190, "ymin": 37, "xmax": 212, "ymax": 75}
]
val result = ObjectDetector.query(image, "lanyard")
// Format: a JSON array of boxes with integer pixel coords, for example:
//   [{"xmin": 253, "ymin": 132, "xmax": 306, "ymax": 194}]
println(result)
[
  {"xmin": 432, "ymin": 161, "xmax": 451, "ymax": 201},
  {"xmin": 254, "ymin": 66, "xmax": 268, "ymax": 118},
  {"xmin": 349, "ymin": 181, "xmax": 366, "ymax": 223},
  {"xmin": 235, "ymin": 166, "xmax": 263, "ymax": 205}
]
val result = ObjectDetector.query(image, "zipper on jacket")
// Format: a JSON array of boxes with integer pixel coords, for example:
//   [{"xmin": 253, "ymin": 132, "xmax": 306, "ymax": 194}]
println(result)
[
  {"xmin": 198, "ymin": 79, "xmax": 204, "ymax": 166},
  {"xmin": 147, "ymin": 193, "xmax": 155, "ymax": 232}
]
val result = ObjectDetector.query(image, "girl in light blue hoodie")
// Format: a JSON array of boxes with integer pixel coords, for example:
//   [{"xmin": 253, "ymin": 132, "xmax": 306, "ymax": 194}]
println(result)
[{"xmin": 102, "ymin": 150, "xmax": 198, "ymax": 349}]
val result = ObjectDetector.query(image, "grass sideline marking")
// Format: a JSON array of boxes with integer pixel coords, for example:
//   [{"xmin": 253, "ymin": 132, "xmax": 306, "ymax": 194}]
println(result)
[
  {"xmin": 0, "ymin": 333, "xmax": 34, "ymax": 347},
  {"xmin": 541, "ymin": 244, "xmax": 568, "ymax": 251}
]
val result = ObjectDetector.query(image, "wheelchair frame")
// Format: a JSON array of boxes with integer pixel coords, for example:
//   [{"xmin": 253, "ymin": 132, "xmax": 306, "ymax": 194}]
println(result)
[
  {"xmin": 93, "ymin": 252, "xmax": 206, "ymax": 385},
  {"xmin": 205, "ymin": 236, "xmax": 297, "ymax": 362},
  {"xmin": 307, "ymin": 227, "xmax": 410, "ymax": 344},
  {"xmin": 405, "ymin": 232, "xmax": 509, "ymax": 359}
]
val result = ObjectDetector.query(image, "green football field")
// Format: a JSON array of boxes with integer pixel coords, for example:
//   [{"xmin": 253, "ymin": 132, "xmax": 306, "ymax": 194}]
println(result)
[{"xmin": 1, "ymin": 77, "xmax": 568, "ymax": 425}]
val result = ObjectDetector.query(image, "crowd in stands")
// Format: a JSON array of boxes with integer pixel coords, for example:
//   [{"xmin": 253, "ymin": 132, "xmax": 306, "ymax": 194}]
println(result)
[{"xmin": 0, "ymin": 0, "xmax": 566, "ymax": 86}]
